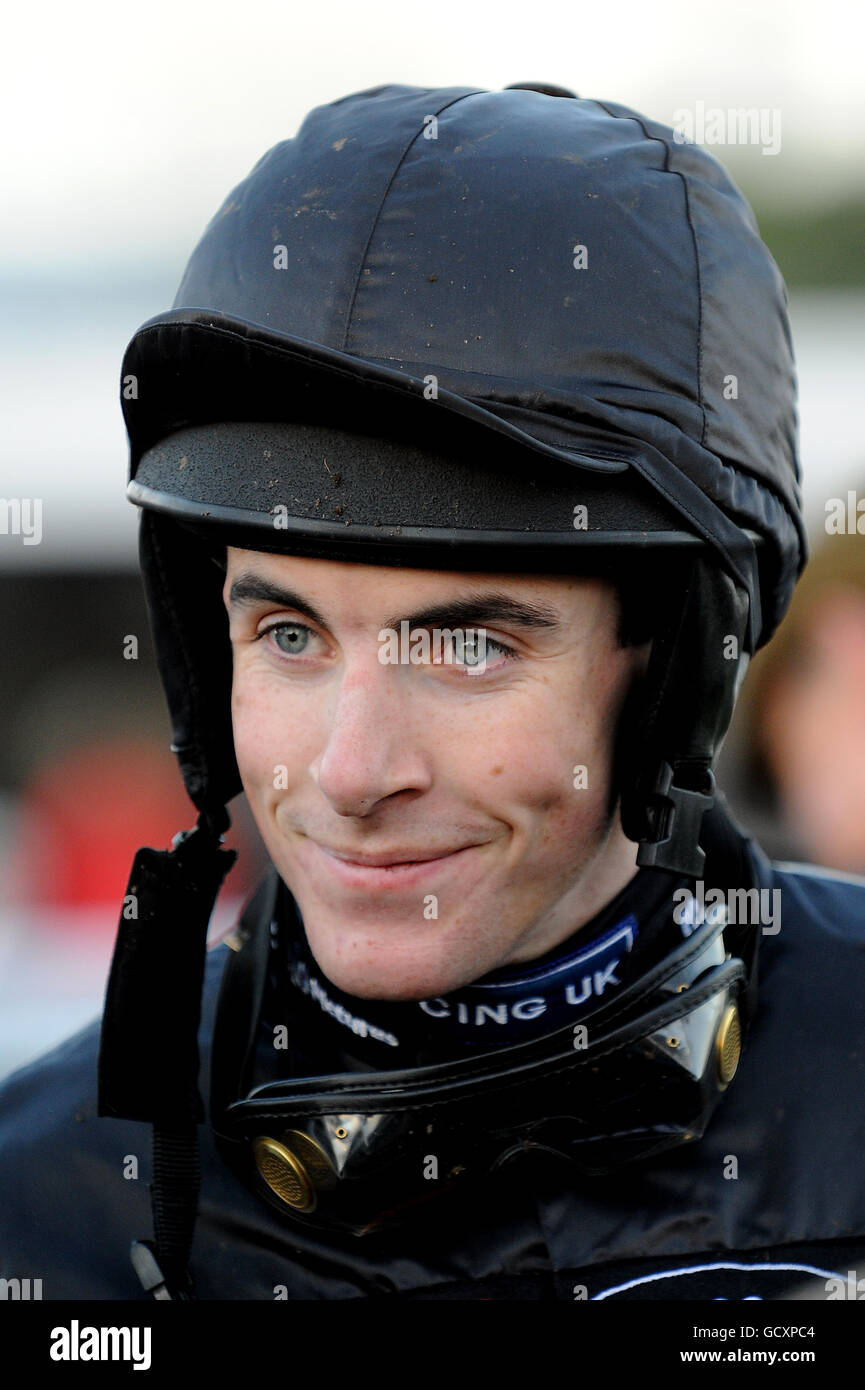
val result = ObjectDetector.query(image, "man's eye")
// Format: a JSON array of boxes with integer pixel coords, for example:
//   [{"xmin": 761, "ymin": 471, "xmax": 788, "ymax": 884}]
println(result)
[
  {"xmin": 258, "ymin": 621, "xmax": 317, "ymax": 656},
  {"xmin": 453, "ymin": 634, "xmax": 486, "ymax": 667},
  {"xmin": 434, "ymin": 630, "xmax": 513, "ymax": 671}
]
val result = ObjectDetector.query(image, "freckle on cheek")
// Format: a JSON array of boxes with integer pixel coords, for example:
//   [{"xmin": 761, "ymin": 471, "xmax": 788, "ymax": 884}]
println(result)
[{"xmin": 490, "ymin": 765, "xmax": 503, "ymax": 776}]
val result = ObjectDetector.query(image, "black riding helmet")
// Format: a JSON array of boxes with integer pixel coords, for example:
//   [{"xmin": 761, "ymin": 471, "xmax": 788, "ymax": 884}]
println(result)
[{"xmin": 99, "ymin": 80, "xmax": 804, "ymax": 1298}]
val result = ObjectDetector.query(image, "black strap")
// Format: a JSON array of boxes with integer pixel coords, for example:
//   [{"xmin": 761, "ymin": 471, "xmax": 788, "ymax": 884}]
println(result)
[
  {"xmin": 97, "ymin": 811, "xmax": 237, "ymax": 1299},
  {"xmin": 150, "ymin": 1126, "xmax": 201, "ymax": 1296},
  {"xmin": 126, "ymin": 1127, "xmax": 202, "ymax": 1301},
  {"xmin": 141, "ymin": 868, "xmax": 278, "ymax": 1301},
  {"xmin": 210, "ymin": 869, "xmax": 282, "ymax": 1126}
]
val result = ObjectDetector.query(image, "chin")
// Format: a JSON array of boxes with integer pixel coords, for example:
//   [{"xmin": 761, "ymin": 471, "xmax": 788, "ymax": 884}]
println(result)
[{"xmin": 300, "ymin": 913, "xmax": 485, "ymax": 1004}]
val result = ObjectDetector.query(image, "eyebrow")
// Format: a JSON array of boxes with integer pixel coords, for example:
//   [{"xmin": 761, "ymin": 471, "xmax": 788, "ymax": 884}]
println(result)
[
  {"xmin": 227, "ymin": 575, "xmax": 329, "ymax": 629},
  {"xmin": 382, "ymin": 593, "xmax": 562, "ymax": 633},
  {"xmin": 227, "ymin": 573, "xmax": 562, "ymax": 633}
]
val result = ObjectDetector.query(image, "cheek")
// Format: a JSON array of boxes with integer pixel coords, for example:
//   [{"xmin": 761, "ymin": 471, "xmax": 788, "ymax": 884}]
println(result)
[
  {"xmin": 499, "ymin": 682, "xmax": 624, "ymax": 886},
  {"xmin": 230, "ymin": 669, "xmax": 317, "ymax": 797},
  {"xmin": 230, "ymin": 664, "xmax": 264, "ymax": 760},
  {"xmin": 463, "ymin": 665, "xmax": 623, "ymax": 828}
]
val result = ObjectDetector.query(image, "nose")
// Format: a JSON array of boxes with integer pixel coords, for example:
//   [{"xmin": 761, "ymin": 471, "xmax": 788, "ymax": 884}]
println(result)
[{"xmin": 310, "ymin": 657, "xmax": 432, "ymax": 817}]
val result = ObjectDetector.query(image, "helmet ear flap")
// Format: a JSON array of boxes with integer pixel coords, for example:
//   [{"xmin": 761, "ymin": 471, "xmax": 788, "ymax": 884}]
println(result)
[
  {"xmin": 139, "ymin": 511, "xmax": 242, "ymax": 815},
  {"xmin": 617, "ymin": 556, "xmax": 751, "ymax": 877}
]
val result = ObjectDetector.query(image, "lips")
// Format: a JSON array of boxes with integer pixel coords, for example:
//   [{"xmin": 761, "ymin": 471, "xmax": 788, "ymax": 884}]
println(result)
[
  {"xmin": 321, "ymin": 845, "xmax": 469, "ymax": 868},
  {"xmin": 299, "ymin": 837, "xmax": 479, "ymax": 891}
]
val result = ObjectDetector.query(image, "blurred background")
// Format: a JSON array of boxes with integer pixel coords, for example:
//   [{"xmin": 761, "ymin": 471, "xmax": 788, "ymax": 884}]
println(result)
[{"xmin": 1, "ymin": 0, "xmax": 863, "ymax": 1080}]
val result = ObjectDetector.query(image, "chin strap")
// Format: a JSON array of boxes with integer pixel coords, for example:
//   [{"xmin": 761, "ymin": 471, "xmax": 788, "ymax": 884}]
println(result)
[{"xmin": 97, "ymin": 808, "xmax": 237, "ymax": 1300}]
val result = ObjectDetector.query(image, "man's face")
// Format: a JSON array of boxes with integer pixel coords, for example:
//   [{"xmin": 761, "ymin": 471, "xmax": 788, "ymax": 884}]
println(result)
[{"xmin": 224, "ymin": 548, "xmax": 645, "ymax": 1001}]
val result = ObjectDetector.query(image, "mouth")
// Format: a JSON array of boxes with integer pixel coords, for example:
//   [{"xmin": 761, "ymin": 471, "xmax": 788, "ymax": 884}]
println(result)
[
  {"xmin": 323, "ymin": 846, "xmax": 470, "ymax": 867},
  {"xmin": 301, "ymin": 839, "xmax": 480, "ymax": 890}
]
